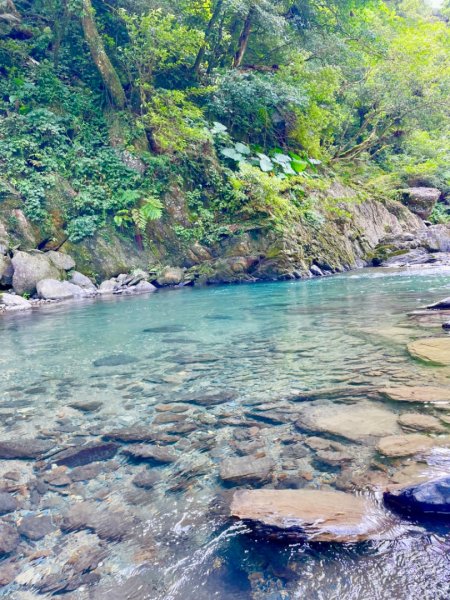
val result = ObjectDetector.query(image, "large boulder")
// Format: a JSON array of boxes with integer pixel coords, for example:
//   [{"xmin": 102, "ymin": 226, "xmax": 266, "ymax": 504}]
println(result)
[
  {"xmin": 0, "ymin": 293, "xmax": 31, "ymax": 311},
  {"xmin": 230, "ymin": 489, "xmax": 393, "ymax": 542},
  {"xmin": 419, "ymin": 224, "xmax": 450, "ymax": 252},
  {"xmin": 46, "ymin": 250, "xmax": 76, "ymax": 271},
  {"xmin": 400, "ymin": 187, "xmax": 441, "ymax": 220},
  {"xmin": 156, "ymin": 266, "xmax": 185, "ymax": 287},
  {"xmin": 69, "ymin": 271, "xmax": 97, "ymax": 292},
  {"xmin": 384, "ymin": 477, "xmax": 450, "ymax": 517},
  {"xmin": 36, "ymin": 279, "xmax": 89, "ymax": 300},
  {"xmin": 12, "ymin": 251, "xmax": 61, "ymax": 295}
]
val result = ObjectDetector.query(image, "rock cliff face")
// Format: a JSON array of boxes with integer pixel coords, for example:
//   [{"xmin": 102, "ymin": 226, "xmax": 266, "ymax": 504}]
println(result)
[{"xmin": 0, "ymin": 181, "xmax": 448, "ymax": 293}]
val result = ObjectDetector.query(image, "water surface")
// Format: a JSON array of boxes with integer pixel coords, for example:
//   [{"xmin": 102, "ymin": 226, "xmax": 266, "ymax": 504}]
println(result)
[{"xmin": 1, "ymin": 267, "xmax": 450, "ymax": 599}]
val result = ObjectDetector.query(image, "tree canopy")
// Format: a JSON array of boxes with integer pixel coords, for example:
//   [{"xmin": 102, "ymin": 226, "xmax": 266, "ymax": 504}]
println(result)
[{"xmin": 0, "ymin": 0, "xmax": 449, "ymax": 243}]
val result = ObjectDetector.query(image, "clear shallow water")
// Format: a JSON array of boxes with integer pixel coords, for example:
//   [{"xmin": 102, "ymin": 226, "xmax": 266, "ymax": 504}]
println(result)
[{"xmin": 0, "ymin": 267, "xmax": 450, "ymax": 599}]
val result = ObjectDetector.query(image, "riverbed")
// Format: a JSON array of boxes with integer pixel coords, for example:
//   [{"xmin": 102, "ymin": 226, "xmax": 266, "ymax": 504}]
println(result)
[{"xmin": 0, "ymin": 266, "xmax": 450, "ymax": 599}]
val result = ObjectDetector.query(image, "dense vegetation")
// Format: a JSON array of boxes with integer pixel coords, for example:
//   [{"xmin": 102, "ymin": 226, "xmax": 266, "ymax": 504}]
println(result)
[{"xmin": 0, "ymin": 0, "xmax": 449, "ymax": 249}]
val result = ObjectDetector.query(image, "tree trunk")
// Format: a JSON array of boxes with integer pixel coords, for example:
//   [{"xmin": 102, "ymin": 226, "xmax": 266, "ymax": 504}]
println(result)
[
  {"xmin": 192, "ymin": 0, "xmax": 224, "ymax": 75},
  {"xmin": 81, "ymin": 0, "xmax": 125, "ymax": 108},
  {"xmin": 53, "ymin": 0, "xmax": 69, "ymax": 69},
  {"xmin": 232, "ymin": 5, "xmax": 255, "ymax": 68}
]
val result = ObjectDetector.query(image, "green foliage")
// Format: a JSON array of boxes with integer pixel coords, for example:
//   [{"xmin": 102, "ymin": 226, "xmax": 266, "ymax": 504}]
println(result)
[
  {"xmin": 429, "ymin": 202, "xmax": 450, "ymax": 225},
  {"xmin": 114, "ymin": 196, "xmax": 164, "ymax": 231},
  {"xmin": 0, "ymin": 0, "xmax": 449, "ymax": 248}
]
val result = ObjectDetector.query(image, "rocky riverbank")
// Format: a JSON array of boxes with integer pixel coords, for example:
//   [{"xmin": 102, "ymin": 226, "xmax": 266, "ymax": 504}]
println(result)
[{"xmin": 2, "ymin": 187, "xmax": 450, "ymax": 315}]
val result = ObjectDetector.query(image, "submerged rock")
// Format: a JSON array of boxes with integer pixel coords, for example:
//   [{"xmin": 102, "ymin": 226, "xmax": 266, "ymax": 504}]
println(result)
[
  {"xmin": 377, "ymin": 434, "xmax": 438, "ymax": 457},
  {"xmin": 384, "ymin": 477, "xmax": 450, "ymax": 517},
  {"xmin": 219, "ymin": 456, "xmax": 275, "ymax": 484},
  {"xmin": 93, "ymin": 353, "xmax": 137, "ymax": 367},
  {"xmin": 18, "ymin": 514, "xmax": 55, "ymax": 540},
  {"xmin": 181, "ymin": 390, "xmax": 237, "ymax": 406},
  {"xmin": 295, "ymin": 401, "xmax": 399, "ymax": 442},
  {"xmin": 69, "ymin": 400, "xmax": 103, "ymax": 412},
  {"xmin": 230, "ymin": 489, "xmax": 392, "ymax": 542},
  {"xmin": 0, "ymin": 438, "xmax": 54, "ymax": 459},
  {"xmin": 379, "ymin": 386, "xmax": 449, "ymax": 407},
  {"xmin": 102, "ymin": 426, "xmax": 155, "ymax": 442},
  {"xmin": 0, "ymin": 492, "xmax": 18, "ymax": 515},
  {"xmin": 407, "ymin": 337, "xmax": 450, "ymax": 366},
  {"xmin": 122, "ymin": 444, "xmax": 178, "ymax": 463},
  {"xmin": 132, "ymin": 469, "xmax": 161, "ymax": 489},
  {"xmin": 51, "ymin": 442, "xmax": 119, "ymax": 467},
  {"xmin": 398, "ymin": 413, "xmax": 446, "ymax": 433},
  {"xmin": 0, "ymin": 522, "xmax": 19, "ymax": 555}
]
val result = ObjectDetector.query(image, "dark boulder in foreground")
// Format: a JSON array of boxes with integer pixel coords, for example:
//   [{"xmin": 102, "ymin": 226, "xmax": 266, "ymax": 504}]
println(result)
[
  {"xmin": 230, "ymin": 489, "xmax": 393, "ymax": 542},
  {"xmin": 427, "ymin": 296, "xmax": 450, "ymax": 310},
  {"xmin": 384, "ymin": 477, "xmax": 450, "ymax": 518}
]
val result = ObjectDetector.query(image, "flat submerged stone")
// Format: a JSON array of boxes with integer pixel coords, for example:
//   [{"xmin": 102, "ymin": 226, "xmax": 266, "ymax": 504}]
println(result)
[
  {"xmin": 377, "ymin": 434, "xmax": 438, "ymax": 457},
  {"xmin": 407, "ymin": 338, "xmax": 450, "ymax": 366},
  {"xmin": 379, "ymin": 386, "xmax": 450, "ymax": 406},
  {"xmin": 230, "ymin": 489, "xmax": 392, "ymax": 542},
  {"xmin": 295, "ymin": 401, "xmax": 399, "ymax": 442}
]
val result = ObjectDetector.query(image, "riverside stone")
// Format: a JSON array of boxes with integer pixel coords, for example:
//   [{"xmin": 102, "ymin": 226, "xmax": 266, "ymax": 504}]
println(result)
[
  {"xmin": 0, "ymin": 438, "xmax": 54, "ymax": 459},
  {"xmin": 407, "ymin": 337, "xmax": 450, "ymax": 366},
  {"xmin": 12, "ymin": 251, "xmax": 61, "ymax": 295},
  {"xmin": 377, "ymin": 434, "xmax": 437, "ymax": 457},
  {"xmin": 219, "ymin": 456, "xmax": 275, "ymax": 484},
  {"xmin": 36, "ymin": 279, "xmax": 88, "ymax": 300},
  {"xmin": 398, "ymin": 413, "xmax": 446, "ymax": 433},
  {"xmin": 379, "ymin": 386, "xmax": 450, "ymax": 406},
  {"xmin": 295, "ymin": 402, "xmax": 400, "ymax": 442},
  {"xmin": 69, "ymin": 271, "xmax": 97, "ymax": 291},
  {"xmin": 156, "ymin": 267, "xmax": 184, "ymax": 286},
  {"xmin": 0, "ymin": 293, "xmax": 31, "ymax": 311},
  {"xmin": 230, "ymin": 489, "xmax": 392, "ymax": 542},
  {"xmin": 384, "ymin": 476, "xmax": 450, "ymax": 517},
  {"xmin": 46, "ymin": 251, "xmax": 76, "ymax": 271}
]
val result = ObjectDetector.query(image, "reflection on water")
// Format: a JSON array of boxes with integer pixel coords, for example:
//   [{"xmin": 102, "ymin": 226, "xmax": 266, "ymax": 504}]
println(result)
[{"xmin": 0, "ymin": 267, "xmax": 449, "ymax": 599}]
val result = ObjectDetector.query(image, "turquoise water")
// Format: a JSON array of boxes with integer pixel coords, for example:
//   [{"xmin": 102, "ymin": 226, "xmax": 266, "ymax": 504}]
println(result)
[{"xmin": 0, "ymin": 267, "xmax": 450, "ymax": 599}]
